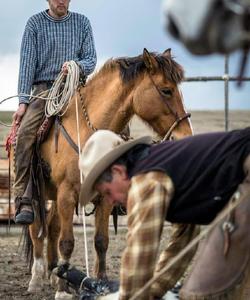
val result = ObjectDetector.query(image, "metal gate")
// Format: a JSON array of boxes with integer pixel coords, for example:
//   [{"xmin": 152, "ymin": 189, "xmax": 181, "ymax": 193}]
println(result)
[{"xmin": 185, "ymin": 55, "xmax": 250, "ymax": 131}]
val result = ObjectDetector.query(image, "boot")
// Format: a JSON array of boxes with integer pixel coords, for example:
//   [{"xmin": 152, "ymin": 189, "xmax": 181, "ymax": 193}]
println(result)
[
  {"xmin": 14, "ymin": 174, "xmax": 34, "ymax": 225},
  {"xmin": 15, "ymin": 196, "xmax": 34, "ymax": 225}
]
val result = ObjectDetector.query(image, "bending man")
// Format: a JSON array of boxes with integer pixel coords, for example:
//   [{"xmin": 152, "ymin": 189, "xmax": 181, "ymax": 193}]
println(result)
[{"xmin": 79, "ymin": 129, "xmax": 250, "ymax": 300}]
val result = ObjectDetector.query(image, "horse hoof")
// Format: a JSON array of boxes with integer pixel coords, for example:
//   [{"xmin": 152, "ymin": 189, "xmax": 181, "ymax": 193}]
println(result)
[
  {"xmin": 28, "ymin": 283, "xmax": 43, "ymax": 293},
  {"xmin": 55, "ymin": 291, "xmax": 73, "ymax": 300},
  {"xmin": 50, "ymin": 273, "xmax": 59, "ymax": 288}
]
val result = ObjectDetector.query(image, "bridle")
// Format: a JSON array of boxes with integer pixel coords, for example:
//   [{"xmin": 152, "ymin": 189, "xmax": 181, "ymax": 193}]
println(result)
[
  {"xmin": 147, "ymin": 71, "xmax": 191, "ymax": 141},
  {"xmin": 78, "ymin": 73, "xmax": 191, "ymax": 142}
]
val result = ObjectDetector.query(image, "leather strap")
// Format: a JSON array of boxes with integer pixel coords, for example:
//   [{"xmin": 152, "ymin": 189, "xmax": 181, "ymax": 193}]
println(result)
[
  {"xmin": 55, "ymin": 117, "xmax": 79, "ymax": 154},
  {"xmin": 55, "ymin": 117, "xmax": 59, "ymax": 153}
]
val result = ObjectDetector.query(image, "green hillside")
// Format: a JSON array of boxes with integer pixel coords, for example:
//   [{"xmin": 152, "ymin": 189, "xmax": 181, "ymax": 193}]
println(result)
[{"xmin": 0, "ymin": 111, "xmax": 13, "ymax": 124}]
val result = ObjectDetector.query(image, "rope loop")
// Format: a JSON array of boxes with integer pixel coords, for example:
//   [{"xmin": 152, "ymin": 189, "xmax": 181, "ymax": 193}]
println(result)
[{"xmin": 45, "ymin": 61, "xmax": 80, "ymax": 117}]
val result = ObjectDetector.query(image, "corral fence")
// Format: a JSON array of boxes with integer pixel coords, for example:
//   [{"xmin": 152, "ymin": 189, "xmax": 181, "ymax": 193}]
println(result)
[
  {"xmin": 184, "ymin": 55, "xmax": 250, "ymax": 131},
  {"xmin": 0, "ymin": 143, "xmax": 14, "ymax": 224}
]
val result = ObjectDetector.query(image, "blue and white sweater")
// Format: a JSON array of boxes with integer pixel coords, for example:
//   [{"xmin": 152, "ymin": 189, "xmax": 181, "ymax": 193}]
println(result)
[{"xmin": 18, "ymin": 10, "xmax": 97, "ymax": 104}]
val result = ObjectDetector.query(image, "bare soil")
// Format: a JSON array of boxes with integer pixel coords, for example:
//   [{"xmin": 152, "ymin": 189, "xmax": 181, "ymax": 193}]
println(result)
[
  {"xmin": 0, "ymin": 111, "xmax": 250, "ymax": 300},
  {"xmin": 0, "ymin": 223, "xmax": 175, "ymax": 300}
]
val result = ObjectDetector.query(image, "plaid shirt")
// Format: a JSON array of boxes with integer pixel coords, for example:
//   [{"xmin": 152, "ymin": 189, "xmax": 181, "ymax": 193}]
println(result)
[{"xmin": 118, "ymin": 171, "xmax": 199, "ymax": 300}]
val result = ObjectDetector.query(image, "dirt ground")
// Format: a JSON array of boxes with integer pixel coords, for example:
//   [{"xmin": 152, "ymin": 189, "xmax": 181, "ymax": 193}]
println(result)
[
  {"xmin": 0, "ymin": 223, "xmax": 175, "ymax": 300},
  {"xmin": 1, "ymin": 111, "xmax": 250, "ymax": 300},
  {"xmin": 0, "ymin": 225, "xmax": 129, "ymax": 300}
]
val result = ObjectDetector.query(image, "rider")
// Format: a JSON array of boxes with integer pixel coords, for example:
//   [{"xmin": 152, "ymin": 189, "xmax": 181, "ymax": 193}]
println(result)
[{"xmin": 12, "ymin": 0, "xmax": 97, "ymax": 225}]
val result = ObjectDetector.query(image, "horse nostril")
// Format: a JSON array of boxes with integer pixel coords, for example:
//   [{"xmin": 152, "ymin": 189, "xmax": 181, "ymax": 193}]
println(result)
[
  {"xmin": 167, "ymin": 15, "xmax": 180, "ymax": 40},
  {"xmin": 170, "ymin": 135, "xmax": 175, "ymax": 141}
]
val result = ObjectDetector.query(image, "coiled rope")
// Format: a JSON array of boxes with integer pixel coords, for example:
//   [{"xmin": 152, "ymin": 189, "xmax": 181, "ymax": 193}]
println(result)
[{"xmin": 45, "ymin": 60, "xmax": 80, "ymax": 117}]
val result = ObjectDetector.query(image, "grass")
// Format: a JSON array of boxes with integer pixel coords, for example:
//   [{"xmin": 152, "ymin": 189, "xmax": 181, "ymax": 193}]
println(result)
[
  {"xmin": 0, "ymin": 111, "xmax": 13, "ymax": 159},
  {"xmin": 0, "ymin": 111, "xmax": 13, "ymax": 124}
]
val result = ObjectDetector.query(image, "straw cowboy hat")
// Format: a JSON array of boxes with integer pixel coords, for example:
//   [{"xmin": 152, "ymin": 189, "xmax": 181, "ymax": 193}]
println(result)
[{"xmin": 79, "ymin": 130, "xmax": 152, "ymax": 206}]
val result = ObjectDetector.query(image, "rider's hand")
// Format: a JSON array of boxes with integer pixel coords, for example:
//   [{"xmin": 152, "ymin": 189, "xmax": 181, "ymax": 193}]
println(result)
[
  {"xmin": 12, "ymin": 103, "xmax": 28, "ymax": 125},
  {"xmin": 62, "ymin": 62, "xmax": 69, "ymax": 75}
]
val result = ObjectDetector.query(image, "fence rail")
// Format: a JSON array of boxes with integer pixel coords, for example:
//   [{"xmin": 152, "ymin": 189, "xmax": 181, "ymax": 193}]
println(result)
[
  {"xmin": 184, "ymin": 76, "xmax": 250, "ymax": 82},
  {"xmin": 184, "ymin": 55, "xmax": 250, "ymax": 131}
]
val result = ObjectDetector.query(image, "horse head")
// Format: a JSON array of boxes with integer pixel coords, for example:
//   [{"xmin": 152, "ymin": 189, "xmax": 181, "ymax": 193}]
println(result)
[
  {"xmin": 166, "ymin": 0, "xmax": 250, "ymax": 55},
  {"xmin": 131, "ymin": 48, "xmax": 193, "ymax": 140}
]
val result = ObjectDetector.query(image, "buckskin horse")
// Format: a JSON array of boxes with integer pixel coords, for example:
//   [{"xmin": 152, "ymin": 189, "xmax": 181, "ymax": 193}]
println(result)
[{"xmin": 23, "ymin": 48, "xmax": 194, "ymax": 300}]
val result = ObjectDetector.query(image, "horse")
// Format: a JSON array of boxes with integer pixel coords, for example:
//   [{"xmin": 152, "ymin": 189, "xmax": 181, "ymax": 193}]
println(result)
[
  {"xmin": 25, "ymin": 48, "xmax": 194, "ymax": 300},
  {"xmin": 165, "ymin": 0, "xmax": 250, "ymax": 55}
]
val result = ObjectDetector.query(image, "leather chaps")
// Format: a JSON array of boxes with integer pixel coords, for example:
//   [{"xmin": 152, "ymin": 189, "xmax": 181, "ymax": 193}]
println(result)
[{"xmin": 180, "ymin": 155, "xmax": 250, "ymax": 300}]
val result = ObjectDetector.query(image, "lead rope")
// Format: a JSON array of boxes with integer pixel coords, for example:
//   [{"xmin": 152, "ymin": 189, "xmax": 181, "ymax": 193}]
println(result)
[
  {"xmin": 46, "ymin": 63, "xmax": 91, "ymax": 276},
  {"xmin": 49, "ymin": 61, "xmax": 90, "ymax": 276},
  {"xmin": 129, "ymin": 190, "xmax": 245, "ymax": 300},
  {"xmin": 75, "ymin": 94, "xmax": 90, "ymax": 277}
]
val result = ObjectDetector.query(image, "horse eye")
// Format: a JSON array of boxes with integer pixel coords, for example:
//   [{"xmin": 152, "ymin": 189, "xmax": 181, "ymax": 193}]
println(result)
[{"xmin": 161, "ymin": 88, "xmax": 172, "ymax": 97}]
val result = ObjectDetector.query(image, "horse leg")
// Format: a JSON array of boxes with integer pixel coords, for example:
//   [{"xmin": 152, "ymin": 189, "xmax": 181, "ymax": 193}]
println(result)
[
  {"xmin": 55, "ymin": 186, "xmax": 76, "ymax": 300},
  {"xmin": 47, "ymin": 201, "xmax": 60, "ymax": 287},
  {"xmin": 94, "ymin": 198, "xmax": 113, "ymax": 279},
  {"xmin": 28, "ymin": 220, "xmax": 46, "ymax": 292}
]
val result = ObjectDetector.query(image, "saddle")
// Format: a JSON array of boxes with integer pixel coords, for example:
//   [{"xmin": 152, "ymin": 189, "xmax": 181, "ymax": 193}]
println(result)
[{"xmin": 179, "ymin": 187, "xmax": 250, "ymax": 300}]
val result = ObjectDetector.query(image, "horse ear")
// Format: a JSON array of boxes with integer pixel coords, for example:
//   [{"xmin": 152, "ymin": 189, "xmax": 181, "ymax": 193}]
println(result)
[
  {"xmin": 143, "ymin": 48, "xmax": 158, "ymax": 73},
  {"xmin": 163, "ymin": 48, "xmax": 172, "ymax": 57}
]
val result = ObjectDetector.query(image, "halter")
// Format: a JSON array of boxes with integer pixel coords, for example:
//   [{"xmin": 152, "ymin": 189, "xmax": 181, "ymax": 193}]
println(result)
[
  {"xmin": 147, "ymin": 71, "xmax": 191, "ymax": 141},
  {"xmin": 78, "ymin": 74, "xmax": 191, "ymax": 142}
]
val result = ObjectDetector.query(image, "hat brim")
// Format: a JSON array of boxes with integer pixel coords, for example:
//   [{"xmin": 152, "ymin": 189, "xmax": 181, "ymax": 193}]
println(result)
[{"xmin": 79, "ymin": 136, "xmax": 152, "ymax": 206}]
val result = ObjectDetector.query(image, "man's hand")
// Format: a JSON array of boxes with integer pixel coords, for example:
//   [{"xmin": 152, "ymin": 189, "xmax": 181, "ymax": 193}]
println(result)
[
  {"xmin": 62, "ymin": 61, "xmax": 69, "ymax": 75},
  {"xmin": 12, "ymin": 103, "xmax": 28, "ymax": 125}
]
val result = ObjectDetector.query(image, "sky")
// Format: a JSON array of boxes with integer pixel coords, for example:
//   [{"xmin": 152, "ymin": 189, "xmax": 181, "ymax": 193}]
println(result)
[{"xmin": 0, "ymin": 0, "xmax": 249, "ymax": 111}]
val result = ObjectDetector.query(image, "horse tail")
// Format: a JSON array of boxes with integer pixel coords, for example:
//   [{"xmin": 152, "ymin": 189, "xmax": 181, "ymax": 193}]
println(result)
[
  {"xmin": 21, "ymin": 226, "xmax": 33, "ymax": 272},
  {"xmin": 111, "ymin": 205, "xmax": 127, "ymax": 235},
  {"xmin": 112, "ymin": 208, "xmax": 118, "ymax": 235}
]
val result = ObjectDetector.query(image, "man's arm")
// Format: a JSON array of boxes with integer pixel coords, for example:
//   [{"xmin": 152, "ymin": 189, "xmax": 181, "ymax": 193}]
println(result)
[
  {"xmin": 76, "ymin": 18, "xmax": 97, "ymax": 76},
  {"xmin": 150, "ymin": 223, "xmax": 200, "ymax": 298},
  {"xmin": 119, "ymin": 171, "xmax": 173, "ymax": 300},
  {"xmin": 18, "ymin": 22, "xmax": 37, "ymax": 105}
]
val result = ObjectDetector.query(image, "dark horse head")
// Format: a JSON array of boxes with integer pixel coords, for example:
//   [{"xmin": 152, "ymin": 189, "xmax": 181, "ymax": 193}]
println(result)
[{"xmin": 165, "ymin": 0, "xmax": 250, "ymax": 55}]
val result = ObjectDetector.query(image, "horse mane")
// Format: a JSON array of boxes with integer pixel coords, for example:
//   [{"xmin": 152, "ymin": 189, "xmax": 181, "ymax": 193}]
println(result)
[{"xmin": 90, "ymin": 52, "xmax": 184, "ymax": 85}]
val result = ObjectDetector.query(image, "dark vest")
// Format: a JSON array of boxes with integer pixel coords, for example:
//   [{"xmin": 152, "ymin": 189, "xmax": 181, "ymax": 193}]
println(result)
[{"xmin": 129, "ymin": 128, "xmax": 250, "ymax": 225}]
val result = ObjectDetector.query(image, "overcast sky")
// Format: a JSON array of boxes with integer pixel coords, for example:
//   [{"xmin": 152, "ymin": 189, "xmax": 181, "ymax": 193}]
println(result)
[{"xmin": 0, "ymin": 0, "xmax": 249, "ymax": 111}]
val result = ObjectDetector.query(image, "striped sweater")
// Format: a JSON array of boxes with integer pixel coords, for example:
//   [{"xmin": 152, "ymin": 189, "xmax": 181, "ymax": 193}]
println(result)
[{"xmin": 18, "ymin": 10, "xmax": 97, "ymax": 104}]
